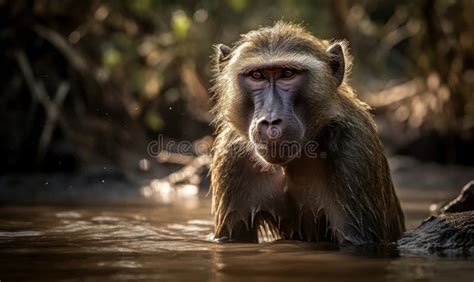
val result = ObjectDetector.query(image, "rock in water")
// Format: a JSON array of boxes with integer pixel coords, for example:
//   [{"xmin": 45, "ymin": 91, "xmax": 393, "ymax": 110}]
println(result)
[
  {"xmin": 441, "ymin": 180, "xmax": 474, "ymax": 214},
  {"xmin": 398, "ymin": 211, "xmax": 474, "ymax": 256},
  {"xmin": 398, "ymin": 180, "xmax": 474, "ymax": 256}
]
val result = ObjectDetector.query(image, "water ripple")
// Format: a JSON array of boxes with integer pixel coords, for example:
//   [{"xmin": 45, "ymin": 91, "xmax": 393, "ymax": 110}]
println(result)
[{"xmin": 0, "ymin": 231, "xmax": 43, "ymax": 237}]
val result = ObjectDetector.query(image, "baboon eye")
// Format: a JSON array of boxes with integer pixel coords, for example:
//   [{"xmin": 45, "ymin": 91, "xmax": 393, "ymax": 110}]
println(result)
[
  {"xmin": 281, "ymin": 69, "xmax": 295, "ymax": 79},
  {"xmin": 250, "ymin": 71, "xmax": 263, "ymax": 80}
]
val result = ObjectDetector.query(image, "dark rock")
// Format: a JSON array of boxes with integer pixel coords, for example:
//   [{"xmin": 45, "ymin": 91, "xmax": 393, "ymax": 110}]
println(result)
[
  {"xmin": 398, "ymin": 180, "xmax": 474, "ymax": 256},
  {"xmin": 440, "ymin": 180, "xmax": 474, "ymax": 214},
  {"xmin": 398, "ymin": 211, "xmax": 474, "ymax": 256}
]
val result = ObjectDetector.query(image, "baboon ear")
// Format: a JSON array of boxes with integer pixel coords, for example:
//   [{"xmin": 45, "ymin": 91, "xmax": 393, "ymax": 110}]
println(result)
[
  {"xmin": 326, "ymin": 43, "xmax": 345, "ymax": 87},
  {"xmin": 215, "ymin": 44, "xmax": 232, "ymax": 72}
]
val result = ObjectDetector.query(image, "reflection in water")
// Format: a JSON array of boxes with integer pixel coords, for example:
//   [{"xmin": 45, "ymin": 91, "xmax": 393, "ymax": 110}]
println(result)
[{"xmin": 0, "ymin": 193, "xmax": 473, "ymax": 281}]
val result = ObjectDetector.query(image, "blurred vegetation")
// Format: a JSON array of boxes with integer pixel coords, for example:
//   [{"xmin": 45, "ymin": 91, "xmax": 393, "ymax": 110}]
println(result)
[{"xmin": 0, "ymin": 0, "xmax": 472, "ymax": 173}]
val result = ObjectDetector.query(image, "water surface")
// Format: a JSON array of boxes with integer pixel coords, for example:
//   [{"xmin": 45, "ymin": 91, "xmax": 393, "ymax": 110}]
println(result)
[
  {"xmin": 1, "ymin": 158, "xmax": 473, "ymax": 281},
  {"xmin": 1, "ymin": 193, "xmax": 473, "ymax": 282}
]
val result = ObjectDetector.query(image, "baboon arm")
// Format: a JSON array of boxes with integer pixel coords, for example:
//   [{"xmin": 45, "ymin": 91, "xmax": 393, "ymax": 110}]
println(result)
[
  {"xmin": 211, "ymin": 131, "xmax": 287, "ymax": 243},
  {"xmin": 324, "ymin": 123, "xmax": 405, "ymax": 244}
]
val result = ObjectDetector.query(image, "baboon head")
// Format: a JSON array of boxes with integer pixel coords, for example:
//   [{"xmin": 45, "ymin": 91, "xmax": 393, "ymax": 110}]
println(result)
[{"xmin": 212, "ymin": 22, "xmax": 350, "ymax": 164}]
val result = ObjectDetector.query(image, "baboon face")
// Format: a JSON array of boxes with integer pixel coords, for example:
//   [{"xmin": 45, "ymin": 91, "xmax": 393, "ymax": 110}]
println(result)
[
  {"xmin": 214, "ymin": 23, "xmax": 347, "ymax": 165},
  {"xmin": 239, "ymin": 65, "xmax": 307, "ymax": 164}
]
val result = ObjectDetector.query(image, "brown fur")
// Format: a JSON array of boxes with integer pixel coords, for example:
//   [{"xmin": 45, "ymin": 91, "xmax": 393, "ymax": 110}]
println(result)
[{"xmin": 210, "ymin": 22, "xmax": 405, "ymax": 244}]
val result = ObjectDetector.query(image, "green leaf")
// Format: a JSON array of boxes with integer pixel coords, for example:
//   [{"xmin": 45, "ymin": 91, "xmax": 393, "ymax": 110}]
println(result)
[{"xmin": 171, "ymin": 10, "xmax": 191, "ymax": 40}]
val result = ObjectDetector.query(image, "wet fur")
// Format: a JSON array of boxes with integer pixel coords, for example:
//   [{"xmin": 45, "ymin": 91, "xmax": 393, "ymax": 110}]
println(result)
[{"xmin": 210, "ymin": 22, "xmax": 405, "ymax": 244}]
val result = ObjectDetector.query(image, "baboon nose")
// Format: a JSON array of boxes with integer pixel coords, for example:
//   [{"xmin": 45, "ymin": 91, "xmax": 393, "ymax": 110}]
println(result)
[{"xmin": 257, "ymin": 118, "xmax": 287, "ymax": 140}]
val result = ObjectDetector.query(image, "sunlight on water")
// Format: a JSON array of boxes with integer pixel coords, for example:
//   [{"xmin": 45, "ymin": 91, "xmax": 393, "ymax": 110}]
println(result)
[{"xmin": 141, "ymin": 179, "xmax": 199, "ymax": 209}]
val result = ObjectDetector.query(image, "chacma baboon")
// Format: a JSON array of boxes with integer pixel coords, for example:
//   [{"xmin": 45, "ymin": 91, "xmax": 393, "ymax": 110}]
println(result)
[{"xmin": 210, "ymin": 22, "xmax": 405, "ymax": 244}]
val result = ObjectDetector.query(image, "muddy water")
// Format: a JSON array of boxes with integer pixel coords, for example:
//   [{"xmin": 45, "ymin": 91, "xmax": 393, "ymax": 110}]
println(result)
[
  {"xmin": 0, "ymin": 158, "xmax": 473, "ymax": 281},
  {"xmin": 0, "ymin": 194, "xmax": 472, "ymax": 281}
]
